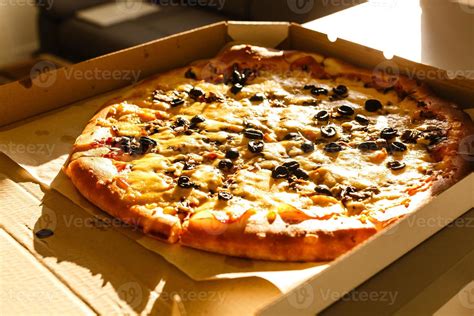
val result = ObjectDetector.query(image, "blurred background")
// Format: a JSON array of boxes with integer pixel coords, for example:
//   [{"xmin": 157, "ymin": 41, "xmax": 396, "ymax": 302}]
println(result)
[{"xmin": 0, "ymin": 0, "xmax": 472, "ymax": 84}]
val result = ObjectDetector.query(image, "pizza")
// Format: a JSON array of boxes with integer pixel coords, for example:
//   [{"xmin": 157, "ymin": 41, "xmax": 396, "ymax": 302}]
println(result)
[{"xmin": 65, "ymin": 45, "xmax": 473, "ymax": 261}]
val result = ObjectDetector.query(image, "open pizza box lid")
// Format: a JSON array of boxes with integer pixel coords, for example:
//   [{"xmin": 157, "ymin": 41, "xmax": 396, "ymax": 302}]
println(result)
[{"xmin": 0, "ymin": 21, "xmax": 473, "ymax": 315}]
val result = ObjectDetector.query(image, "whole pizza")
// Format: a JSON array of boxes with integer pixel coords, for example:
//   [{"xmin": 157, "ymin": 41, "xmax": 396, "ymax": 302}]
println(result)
[{"xmin": 66, "ymin": 45, "xmax": 473, "ymax": 261}]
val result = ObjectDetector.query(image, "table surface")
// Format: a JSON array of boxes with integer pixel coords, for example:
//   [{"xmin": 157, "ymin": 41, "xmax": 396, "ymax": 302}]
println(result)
[{"xmin": 303, "ymin": 1, "xmax": 474, "ymax": 314}]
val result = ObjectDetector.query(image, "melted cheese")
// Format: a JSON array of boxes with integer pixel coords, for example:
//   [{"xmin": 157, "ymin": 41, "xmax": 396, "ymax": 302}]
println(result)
[{"xmin": 83, "ymin": 59, "xmax": 448, "ymax": 223}]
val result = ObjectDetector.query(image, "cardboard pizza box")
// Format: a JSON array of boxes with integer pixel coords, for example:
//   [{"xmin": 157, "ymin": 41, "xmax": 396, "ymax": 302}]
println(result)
[{"xmin": 0, "ymin": 22, "xmax": 473, "ymax": 315}]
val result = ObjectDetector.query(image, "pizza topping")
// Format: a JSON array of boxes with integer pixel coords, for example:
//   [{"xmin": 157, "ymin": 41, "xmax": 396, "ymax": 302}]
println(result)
[
  {"xmin": 250, "ymin": 93, "xmax": 265, "ymax": 102},
  {"xmin": 231, "ymin": 83, "xmax": 243, "ymax": 94},
  {"xmin": 401, "ymin": 130, "xmax": 419, "ymax": 143},
  {"xmin": 324, "ymin": 142, "xmax": 343, "ymax": 153},
  {"xmin": 188, "ymin": 87, "xmax": 204, "ymax": 99},
  {"xmin": 314, "ymin": 184, "xmax": 332, "ymax": 196},
  {"xmin": 380, "ymin": 127, "xmax": 398, "ymax": 139},
  {"xmin": 218, "ymin": 159, "xmax": 233, "ymax": 171},
  {"xmin": 301, "ymin": 141, "xmax": 315, "ymax": 153},
  {"xmin": 218, "ymin": 190, "xmax": 233, "ymax": 201},
  {"xmin": 365, "ymin": 99, "xmax": 383, "ymax": 112},
  {"xmin": 388, "ymin": 141, "xmax": 407, "ymax": 152},
  {"xmin": 243, "ymin": 128, "xmax": 264, "ymax": 140},
  {"xmin": 138, "ymin": 137, "xmax": 157, "ymax": 154},
  {"xmin": 284, "ymin": 132, "xmax": 301, "ymax": 140},
  {"xmin": 190, "ymin": 115, "xmax": 206, "ymax": 126},
  {"xmin": 248, "ymin": 140, "xmax": 264, "ymax": 153},
  {"xmin": 321, "ymin": 125, "xmax": 337, "ymax": 138},
  {"xmin": 283, "ymin": 161, "xmax": 300, "ymax": 171},
  {"xmin": 332, "ymin": 85, "xmax": 348, "ymax": 98},
  {"xmin": 337, "ymin": 105, "xmax": 354, "ymax": 116},
  {"xmin": 355, "ymin": 114, "xmax": 370, "ymax": 125},
  {"xmin": 293, "ymin": 168, "xmax": 309, "ymax": 180},
  {"xmin": 225, "ymin": 148, "xmax": 240, "ymax": 160},
  {"xmin": 170, "ymin": 98, "xmax": 185, "ymax": 107},
  {"xmin": 311, "ymin": 87, "xmax": 329, "ymax": 96},
  {"xmin": 185, "ymin": 68, "xmax": 197, "ymax": 79},
  {"xmin": 387, "ymin": 161, "xmax": 406, "ymax": 171},
  {"xmin": 272, "ymin": 165, "xmax": 289, "ymax": 179},
  {"xmin": 314, "ymin": 110, "xmax": 330, "ymax": 121},
  {"xmin": 177, "ymin": 175, "xmax": 196, "ymax": 189},
  {"xmin": 358, "ymin": 141, "xmax": 378, "ymax": 151}
]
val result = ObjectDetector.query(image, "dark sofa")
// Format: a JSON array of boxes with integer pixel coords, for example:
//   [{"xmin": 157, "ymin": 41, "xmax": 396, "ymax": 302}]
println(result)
[{"xmin": 37, "ymin": 0, "xmax": 357, "ymax": 62}]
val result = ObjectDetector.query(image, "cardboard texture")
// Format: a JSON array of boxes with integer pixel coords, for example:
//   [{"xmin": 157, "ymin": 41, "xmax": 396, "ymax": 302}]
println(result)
[{"xmin": 0, "ymin": 22, "xmax": 473, "ymax": 315}]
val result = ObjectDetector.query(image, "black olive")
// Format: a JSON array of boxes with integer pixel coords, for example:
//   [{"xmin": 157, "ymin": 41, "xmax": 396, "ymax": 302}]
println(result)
[
  {"xmin": 139, "ymin": 136, "xmax": 157, "ymax": 154},
  {"xmin": 321, "ymin": 126, "xmax": 337, "ymax": 138},
  {"xmin": 314, "ymin": 184, "xmax": 332, "ymax": 196},
  {"xmin": 225, "ymin": 148, "xmax": 240, "ymax": 160},
  {"xmin": 178, "ymin": 176, "xmax": 194, "ymax": 189},
  {"xmin": 272, "ymin": 165, "xmax": 289, "ymax": 179},
  {"xmin": 314, "ymin": 110, "xmax": 330, "ymax": 121},
  {"xmin": 189, "ymin": 87, "xmax": 204, "ymax": 99},
  {"xmin": 293, "ymin": 168, "xmax": 309, "ymax": 180},
  {"xmin": 333, "ymin": 85, "xmax": 348, "ymax": 96},
  {"xmin": 355, "ymin": 114, "xmax": 370, "ymax": 125},
  {"xmin": 283, "ymin": 161, "xmax": 300, "ymax": 171},
  {"xmin": 248, "ymin": 140, "xmax": 264, "ymax": 153},
  {"xmin": 389, "ymin": 141, "xmax": 407, "ymax": 152},
  {"xmin": 250, "ymin": 93, "xmax": 265, "ymax": 102},
  {"xmin": 337, "ymin": 105, "xmax": 354, "ymax": 116},
  {"xmin": 301, "ymin": 141, "xmax": 315, "ymax": 153},
  {"xmin": 401, "ymin": 130, "xmax": 419, "ymax": 143},
  {"xmin": 35, "ymin": 229, "xmax": 54, "ymax": 239},
  {"xmin": 230, "ymin": 83, "xmax": 243, "ymax": 94},
  {"xmin": 324, "ymin": 142, "xmax": 343, "ymax": 153},
  {"xmin": 231, "ymin": 70, "xmax": 242, "ymax": 84},
  {"xmin": 218, "ymin": 159, "xmax": 233, "ymax": 171},
  {"xmin": 311, "ymin": 87, "xmax": 329, "ymax": 96},
  {"xmin": 174, "ymin": 117, "xmax": 189, "ymax": 127},
  {"xmin": 380, "ymin": 127, "xmax": 398, "ymax": 139},
  {"xmin": 243, "ymin": 128, "xmax": 264, "ymax": 139},
  {"xmin": 218, "ymin": 190, "xmax": 233, "ymax": 201},
  {"xmin": 190, "ymin": 115, "xmax": 206, "ymax": 125},
  {"xmin": 304, "ymin": 84, "xmax": 316, "ymax": 90},
  {"xmin": 358, "ymin": 141, "xmax": 378, "ymax": 151},
  {"xmin": 185, "ymin": 68, "xmax": 197, "ymax": 79},
  {"xmin": 116, "ymin": 137, "xmax": 132, "ymax": 153},
  {"xmin": 387, "ymin": 161, "xmax": 406, "ymax": 171},
  {"xmin": 183, "ymin": 161, "xmax": 195, "ymax": 170},
  {"xmin": 170, "ymin": 98, "xmax": 185, "ymax": 107},
  {"xmin": 284, "ymin": 132, "xmax": 301, "ymax": 140},
  {"xmin": 365, "ymin": 99, "xmax": 383, "ymax": 112}
]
